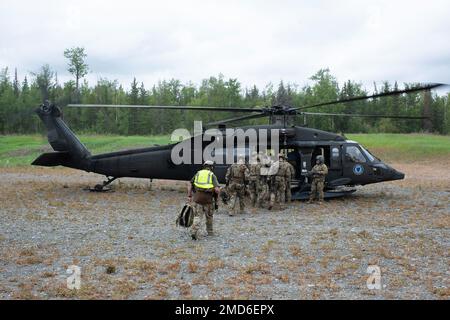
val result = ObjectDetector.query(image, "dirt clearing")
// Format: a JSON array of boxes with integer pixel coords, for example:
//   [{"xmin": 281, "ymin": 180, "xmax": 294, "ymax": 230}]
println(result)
[{"xmin": 0, "ymin": 162, "xmax": 449, "ymax": 299}]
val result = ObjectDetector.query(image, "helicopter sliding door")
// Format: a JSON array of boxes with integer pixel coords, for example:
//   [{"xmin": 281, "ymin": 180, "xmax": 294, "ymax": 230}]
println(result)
[{"xmin": 310, "ymin": 145, "xmax": 342, "ymax": 182}]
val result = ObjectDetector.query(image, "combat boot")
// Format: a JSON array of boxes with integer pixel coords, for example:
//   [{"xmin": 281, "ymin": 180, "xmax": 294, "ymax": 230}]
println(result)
[{"xmin": 191, "ymin": 233, "xmax": 198, "ymax": 240}]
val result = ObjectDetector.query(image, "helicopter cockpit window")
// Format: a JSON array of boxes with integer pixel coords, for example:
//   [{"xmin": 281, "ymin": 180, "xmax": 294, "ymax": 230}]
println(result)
[
  {"xmin": 360, "ymin": 146, "xmax": 375, "ymax": 162},
  {"xmin": 345, "ymin": 146, "xmax": 366, "ymax": 163}
]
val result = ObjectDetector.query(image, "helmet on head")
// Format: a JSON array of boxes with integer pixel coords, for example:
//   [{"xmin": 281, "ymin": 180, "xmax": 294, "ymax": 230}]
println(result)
[
  {"xmin": 316, "ymin": 155, "xmax": 324, "ymax": 164},
  {"xmin": 203, "ymin": 160, "xmax": 214, "ymax": 167}
]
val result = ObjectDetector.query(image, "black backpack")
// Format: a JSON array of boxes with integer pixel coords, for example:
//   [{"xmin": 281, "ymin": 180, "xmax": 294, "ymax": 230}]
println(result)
[{"xmin": 176, "ymin": 203, "xmax": 194, "ymax": 227}]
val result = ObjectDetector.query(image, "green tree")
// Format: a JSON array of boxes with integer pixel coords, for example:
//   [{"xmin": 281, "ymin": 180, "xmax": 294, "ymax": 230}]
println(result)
[
  {"xmin": 30, "ymin": 64, "xmax": 54, "ymax": 103},
  {"xmin": 13, "ymin": 68, "xmax": 20, "ymax": 97},
  {"xmin": 64, "ymin": 47, "xmax": 89, "ymax": 101}
]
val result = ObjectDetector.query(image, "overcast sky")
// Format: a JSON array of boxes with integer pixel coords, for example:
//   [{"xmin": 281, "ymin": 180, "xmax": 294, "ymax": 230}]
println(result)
[{"xmin": 1, "ymin": 0, "xmax": 449, "ymax": 92}]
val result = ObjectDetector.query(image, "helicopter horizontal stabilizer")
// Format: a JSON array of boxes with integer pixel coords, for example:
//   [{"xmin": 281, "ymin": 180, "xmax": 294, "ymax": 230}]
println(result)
[{"xmin": 32, "ymin": 152, "xmax": 70, "ymax": 167}]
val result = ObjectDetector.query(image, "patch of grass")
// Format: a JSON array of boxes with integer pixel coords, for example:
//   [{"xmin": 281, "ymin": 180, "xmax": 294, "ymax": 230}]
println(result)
[
  {"xmin": 244, "ymin": 262, "xmax": 271, "ymax": 275},
  {"xmin": 15, "ymin": 248, "xmax": 44, "ymax": 265},
  {"xmin": 127, "ymin": 259, "xmax": 156, "ymax": 274},
  {"xmin": 0, "ymin": 134, "xmax": 171, "ymax": 167},
  {"xmin": 47, "ymin": 282, "xmax": 104, "ymax": 299},
  {"xmin": 347, "ymin": 133, "xmax": 450, "ymax": 162},
  {"xmin": 1, "ymin": 133, "xmax": 449, "ymax": 167},
  {"xmin": 12, "ymin": 283, "xmax": 38, "ymax": 300},
  {"xmin": 205, "ymin": 258, "xmax": 225, "ymax": 273},
  {"xmin": 187, "ymin": 261, "xmax": 199, "ymax": 273},
  {"xmin": 111, "ymin": 278, "xmax": 138, "ymax": 299}
]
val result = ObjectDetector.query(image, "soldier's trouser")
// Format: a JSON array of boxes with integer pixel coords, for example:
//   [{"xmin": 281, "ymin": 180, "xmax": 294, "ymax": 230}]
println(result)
[
  {"xmin": 228, "ymin": 182, "xmax": 246, "ymax": 214},
  {"xmin": 191, "ymin": 202, "xmax": 214, "ymax": 237},
  {"xmin": 309, "ymin": 179, "xmax": 324, "ymax": 201},
  {"xmin": 257, "ymin": 181, "xmax": 268, "ymax": 207},
  {"xmin": 285, "ymin": 181, "xmax": 292, "ymax": 202},
  {"xmin": 270, "ymin": 178, "xmax": 286, "ymax": 206},
  {"xmin": 248, "ymin": 180, "xmax": 258, "ymax": 206}
]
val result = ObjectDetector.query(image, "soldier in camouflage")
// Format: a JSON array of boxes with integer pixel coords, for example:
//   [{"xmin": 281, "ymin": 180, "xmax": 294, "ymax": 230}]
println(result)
[
  {"xmin": 308, "ymin": 155, "xmax": 328, "ymax": 204},
  {"xmin": 258, "ymin": 152, "xmax": 271, "ymax": 208},
  {"xmin": 284, "ymin": 157, "xmax": 295, "ymax": 203},
  {"xmin": 268, "ymin": 154, "xmax": 288, "ymax": 210},
  {"xmin": 225, "ymin": 156, "xmax": 250, "ymax": 216},
  {"xmin": 248, "ymin": 152, "xmax": 262, "ymax": 207}
]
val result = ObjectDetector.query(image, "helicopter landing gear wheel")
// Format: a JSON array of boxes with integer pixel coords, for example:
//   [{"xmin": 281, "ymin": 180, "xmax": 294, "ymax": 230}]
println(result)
[{"xmin": 88, "ymin": 176, "xmax": 118, "ymax": 192}]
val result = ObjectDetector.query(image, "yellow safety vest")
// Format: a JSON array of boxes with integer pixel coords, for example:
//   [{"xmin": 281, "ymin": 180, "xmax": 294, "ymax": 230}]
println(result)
[{"xmin": 193, "ymin": 169, "xmax": 215, "ymax": 189}]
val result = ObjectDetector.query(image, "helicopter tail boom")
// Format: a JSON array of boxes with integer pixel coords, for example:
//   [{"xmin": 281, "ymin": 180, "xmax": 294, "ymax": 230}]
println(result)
[{"xmin": 32, "ymin": 103, "xmax": 91, "ymax": 170}]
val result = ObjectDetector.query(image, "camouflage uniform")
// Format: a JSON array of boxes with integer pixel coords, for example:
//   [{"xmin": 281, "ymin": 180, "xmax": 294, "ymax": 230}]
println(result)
[
  {"xmin": 309, "ymin": 163, "xmax": 328, "ymax": 202},
  {"xmin": 225, "ymin": 162, "xmax": 249, "ymax": 215},
  {"xmin": 248, "ymin": 161, "xmax": 262, "ymax": 207},
  {"xmin": 258, "ymin": 154, "xmax": 271, "ymax": 207},
  {"xmin": 285, "ymin": 161, "xmax": 295, "ymax": 203},
  {"xmin": 191, "ymin": 202, "xmax": 214, "ymax": 238},
  {"xmin": 268, "ymin": 160, "xmax": 287, "ymax": 209},
  {"xmin": 258, "ymin": 175, "xmax": 270, "ymax": 208}
]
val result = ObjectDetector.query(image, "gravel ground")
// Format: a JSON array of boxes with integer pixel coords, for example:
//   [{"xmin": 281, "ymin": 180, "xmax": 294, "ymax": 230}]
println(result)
[{"xmin": 0, "ymin": 162, "xmax": 449, "ymax": 300}]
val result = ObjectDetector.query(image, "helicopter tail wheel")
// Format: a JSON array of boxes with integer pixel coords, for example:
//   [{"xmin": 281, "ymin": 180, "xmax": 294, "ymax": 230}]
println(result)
[{"xmin": 88, "ymin": 176, "xmax": 117, "ymax": 192}]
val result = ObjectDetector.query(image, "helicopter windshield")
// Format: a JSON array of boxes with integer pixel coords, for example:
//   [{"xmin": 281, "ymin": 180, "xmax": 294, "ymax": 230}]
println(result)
[{"xmin": 360, "ymin": 145, "xmax": 377, "ymax": 162}]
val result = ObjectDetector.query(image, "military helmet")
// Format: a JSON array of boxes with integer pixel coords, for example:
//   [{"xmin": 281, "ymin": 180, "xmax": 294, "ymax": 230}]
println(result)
[
  {"xmin": 203, "ymin": 160, "xmax": 214, "ymax": 167},
  {"xmin": 316, "ymin": 155, "xmax": 324, "ymax": 164}
]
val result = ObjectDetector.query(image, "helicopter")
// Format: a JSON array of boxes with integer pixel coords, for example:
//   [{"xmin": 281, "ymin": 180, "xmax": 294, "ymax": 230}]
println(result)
[{"xmin": 31, "ymin": 83, "xmax": 444, "ymax": 199}]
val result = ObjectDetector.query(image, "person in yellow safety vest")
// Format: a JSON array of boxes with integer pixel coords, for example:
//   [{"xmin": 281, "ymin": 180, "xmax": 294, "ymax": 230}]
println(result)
[{"xmin": 187, "ymin": 160, "xmax": 220, "ymax": 240}]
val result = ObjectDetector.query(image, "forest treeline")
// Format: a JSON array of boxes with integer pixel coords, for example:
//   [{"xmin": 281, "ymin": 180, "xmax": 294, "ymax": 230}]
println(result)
[{"xmin": 0, "ymin": 48, "xmax": 449, "ymax": 135}]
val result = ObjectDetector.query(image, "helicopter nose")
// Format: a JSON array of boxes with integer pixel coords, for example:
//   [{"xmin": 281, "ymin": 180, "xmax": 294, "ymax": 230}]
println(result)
[{"xmin": 391, "ymin": 169, "xmax": 405, "ymax": 180}]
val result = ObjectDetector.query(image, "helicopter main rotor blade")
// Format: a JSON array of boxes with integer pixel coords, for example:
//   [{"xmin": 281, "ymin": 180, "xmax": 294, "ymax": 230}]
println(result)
[
  {"xmin": 67, "ymin": 104, "xmax": 263, "ymax": 113},
  {"xmin": 301, "ymin": 112, "xmax": 428, "ymax": 119},
  {"xmin": 205, "ymin": 113, "xmax": 268, "ymax": 127},
  {"xmin": 295, "ymin": 83, "xmax": 445, "ymax": 111}
]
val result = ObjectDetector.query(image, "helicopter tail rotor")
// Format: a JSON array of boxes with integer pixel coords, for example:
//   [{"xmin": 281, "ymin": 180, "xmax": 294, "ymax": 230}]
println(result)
[{"xmin": 32, "ymin": 102, "xmax": 92, "ymax": 170}]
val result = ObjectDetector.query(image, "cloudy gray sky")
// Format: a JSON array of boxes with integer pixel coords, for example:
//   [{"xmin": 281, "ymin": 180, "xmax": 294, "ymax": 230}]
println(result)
[{"xmin": 1, "ymin": 0, "xmax": 450, "ymax": 91}]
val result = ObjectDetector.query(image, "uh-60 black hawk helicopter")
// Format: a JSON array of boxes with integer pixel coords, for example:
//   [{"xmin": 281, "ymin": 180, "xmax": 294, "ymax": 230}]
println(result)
[{"xmin": 32, "ymin": 83, "xmax": 443, "ymax": 199}]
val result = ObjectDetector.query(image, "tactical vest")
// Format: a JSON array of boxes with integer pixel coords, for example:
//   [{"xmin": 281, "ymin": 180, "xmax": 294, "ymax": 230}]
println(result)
[
  {"xmin": 276, "ymin": 162, "xmax": 287, "ymax": 177},
  {"xmin": 249, "ymin": 163, "xmax": 261, "ymax": 181},
  {"xmin": 312, "ymin": 164, "xmax": 328, "ymax": 181},
  {"xmin": 193, "ymin": 169, "xmax": 215, "ymax": 189},
  {"xmin": 229, "ymin": 164, "xmax": 246, "ymax": 183}
]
